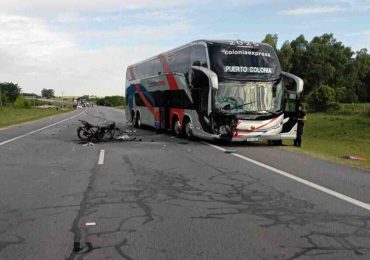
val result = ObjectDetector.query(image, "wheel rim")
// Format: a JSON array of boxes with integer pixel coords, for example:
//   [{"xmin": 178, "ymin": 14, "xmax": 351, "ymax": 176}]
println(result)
[
  {"xmin": 185, "ymin": 122, "xmax": 192, "ymax": 137},
  {"xmin": 174, "ymin": 120, "xmax": 181, "ymax": 135}
]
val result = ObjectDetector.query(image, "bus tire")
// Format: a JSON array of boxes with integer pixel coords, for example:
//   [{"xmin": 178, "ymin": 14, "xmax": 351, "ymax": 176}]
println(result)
[
  {"xmin": 172, "ymin": 117, "xmax": 182, "ymax": 137},
  {"xmin": 135, "ymin": 112, "xmax": 141, "ymax": 128},
  {"xmin": 183, "ymin": 117, "xmax": 193, "ymax": 140},
  {"xmin": 131, "ymin": 111, "xmax": 136, "ymax": 126}
]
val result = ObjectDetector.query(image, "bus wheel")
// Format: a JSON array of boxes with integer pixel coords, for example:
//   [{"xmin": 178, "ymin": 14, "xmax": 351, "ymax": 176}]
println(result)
[
  {"xmin": 183, "ymin": 118, "xmax": 193, "ymax": 140},
  {"xmin": 173, "ymin": 117, "xmax": 182, "ymax": 137},
  {"xmin": 271, "ymin": 140, "xmax": 282, "ymax": 146},
  {"xmin": 135, "ymin": 112, "xmax": 141, "ymax": 128},
  {"xmin": 132, "ymin": 111, "xmax": 136, "ymax": 126}
]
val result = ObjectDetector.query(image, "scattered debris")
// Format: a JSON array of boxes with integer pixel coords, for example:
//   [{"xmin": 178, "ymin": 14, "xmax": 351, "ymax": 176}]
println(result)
[
  {"xmin": 124, "ymin": 129, "xmax": 137, "ymax": 133},
  {"xmin": 225, "ymin": 149, "xmax": 237, "ymax": 154},
  {"xmin": 343, "ymin": 155, "xmax": 367, "ymax": 161},
  {"xmin": 115, "ymin": 135, "xmax": 141, "ymax": 142},
  {"xmin": 82, "ymin": 142, "xmax": 95, "ymax": 147},
  {"xmin": 116, "ymin": 135, "xmax": 131, "ymax": 141},
  {"xmin": 85, "ymin": 222, "xmax": 96, "ymax": 226},
  {"xmin": 163, "ymin": 144, "xmax": 167, "ymax": 147}
]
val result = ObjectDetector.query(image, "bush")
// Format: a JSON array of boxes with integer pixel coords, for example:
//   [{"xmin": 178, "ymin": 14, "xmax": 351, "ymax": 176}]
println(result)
[
  {"xmin": 326, "ymin": 102, "xmax": 341, "ymax": 113},
  {"xmin": 14, "ymin": 96, "xmax": 31, "ymax": 109},
  {"xmin": 307, "ymin": 85, "xmax": 336, "ymax": 111}
]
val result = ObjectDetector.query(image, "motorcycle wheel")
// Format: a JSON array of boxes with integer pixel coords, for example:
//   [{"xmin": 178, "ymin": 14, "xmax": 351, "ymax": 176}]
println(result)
[{"xmin": 77, "ymin": 127, "xmax": 91, "ymax": 141}]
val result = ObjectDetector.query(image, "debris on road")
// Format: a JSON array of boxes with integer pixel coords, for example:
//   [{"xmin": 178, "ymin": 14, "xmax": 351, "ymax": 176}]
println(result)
[
  {"xmin": 82, "ymin": 142, "xmax": 94, "ymax": 147},
  {"xmin": 116, "ymin": 134, "xmax": 131, "ymax": 141},
  {"xmin": 115, "ymin": 135, "xmax": 141, "ymax": 142},
  {"xmin": 225, "ymin": 150, "xmax": 237, "ymax": 154},
  {"xmin": 343, "ymin": 155, "xmax": 367, "ymax": 161},
  {"xmin": 85, "ymin": 222, "xmax": 96, "ymax": 226}
]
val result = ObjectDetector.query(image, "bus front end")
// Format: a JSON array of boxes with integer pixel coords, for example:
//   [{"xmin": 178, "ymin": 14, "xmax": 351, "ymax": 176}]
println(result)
[{"xmin": 190, "ymin": 40, "xmax": 303, "ymax": 143}]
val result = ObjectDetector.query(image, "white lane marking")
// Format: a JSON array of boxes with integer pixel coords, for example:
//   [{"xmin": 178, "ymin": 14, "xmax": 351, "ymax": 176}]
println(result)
[
  {"xmin": 98, "ymin": 149, "xmax": 105, "ymax": 165},
  {"xmin": 202, "ymin": 142, "xmax": 370, "ymax": 211},
  {"xmin": 0, "ymin": 109, "xmax": 87, "ymax": 147}
]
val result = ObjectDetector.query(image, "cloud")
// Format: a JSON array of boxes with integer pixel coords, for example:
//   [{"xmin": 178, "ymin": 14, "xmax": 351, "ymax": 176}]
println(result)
[
  {"xmin": 0, "ymin": 14, "xmax": 187, "ymax": 96},
  {"xmin": 280, "ymin": 6, "xmax": 344, "ymax": 15},
  {"xmin": 345, "ymin": 30, "xmax": 370, "ymax": 37}
]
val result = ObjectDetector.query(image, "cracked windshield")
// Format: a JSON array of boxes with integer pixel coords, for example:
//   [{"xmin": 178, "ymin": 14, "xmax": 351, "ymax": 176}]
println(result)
[{"xmin": 0, "ymin": 0, "xmax": 369, "ymax": 260}]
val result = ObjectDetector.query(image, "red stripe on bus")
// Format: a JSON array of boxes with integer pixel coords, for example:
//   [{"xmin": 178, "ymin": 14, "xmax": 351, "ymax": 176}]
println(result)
[
  {"xmin": 129, "ymin": 67, "xmax": 159, "ymax": 121},
  {"xmin": 158, "ymin": 54, "xmax": 185, "ymax": 128},
  {"xmin": 159, "ymin": 55, "xmax": 180, "ymax": 91}
]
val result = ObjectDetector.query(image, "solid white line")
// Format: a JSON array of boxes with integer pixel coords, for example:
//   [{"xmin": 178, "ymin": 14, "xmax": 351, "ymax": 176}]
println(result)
[
  {"xmin": 202, "ymin": 142, "xmax": 370, "ymax": 211},
  {"xmin": 98, "ymin": 149, "xmax": 105, "ymax": 165},
  {"xmin": 0, "ymin": 109, "xmax": 87, "ymax": 147}
]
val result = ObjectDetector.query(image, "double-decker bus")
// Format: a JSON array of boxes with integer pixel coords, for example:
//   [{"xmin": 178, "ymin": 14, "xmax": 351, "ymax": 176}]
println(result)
[{"xmin": 125, "ymin": 40, "xmax": 303, "ymax": 143}]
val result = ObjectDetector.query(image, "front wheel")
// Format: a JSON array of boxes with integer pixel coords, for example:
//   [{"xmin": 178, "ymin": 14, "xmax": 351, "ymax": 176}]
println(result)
[
  {"xmin": 77, "ymin": 127, "xmax": 91, "ymax": 141},
  {"xmin": 134, "ymin": 112, "xmax": 141, "ymax": 128}
]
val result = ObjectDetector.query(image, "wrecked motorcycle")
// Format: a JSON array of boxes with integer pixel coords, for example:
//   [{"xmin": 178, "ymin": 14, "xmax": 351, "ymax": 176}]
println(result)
[{"xmin": 77, "ymin": 120, "xmax": 117, "ymax": 141}]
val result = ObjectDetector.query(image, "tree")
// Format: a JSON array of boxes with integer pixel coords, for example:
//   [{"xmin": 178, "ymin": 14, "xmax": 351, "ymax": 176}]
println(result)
[
  {"xmin": 262, "ymin": 33, "xmax": 278, "ymax": 51},
  {"xmin": 353, "ymin": 49, "xmax": 370, "ymax": 102},
  {"xmin": 14, "ymin": 96, "xmax": 31, "ymax": 109},
  {"xmin": 278, "ymin": 41, "xmax": 293, "ymax": 72},
  {"xmin": 0, "ymin": 82, "xmax": 21, "ymax": 103},
  {"xmin": 41, "ymin": 89, "xmax": 55, "ymax": 99},
  {"xmin": 307, "ymin": 85, "xmax": 336, "ymax": 111},
  {"xmin": 290, "ymin": 34, "xmax": 309, "ymax": 82},
  {"xmin": 305, "ymin": 34, "xmax": 353, "ymax": 95},
  {"xmin": 96, "ymin": 96, "xmax": 125, "ymax": 107}
]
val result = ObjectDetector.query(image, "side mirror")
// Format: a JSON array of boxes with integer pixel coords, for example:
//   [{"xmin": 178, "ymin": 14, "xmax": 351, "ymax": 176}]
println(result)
[
  {"xmin": 282, "ymin": 71, "xmax": 303, "ymax": 94},
  {"xmin": 191, "ymin": 66, "xmax": 218, "ymax": 90}
]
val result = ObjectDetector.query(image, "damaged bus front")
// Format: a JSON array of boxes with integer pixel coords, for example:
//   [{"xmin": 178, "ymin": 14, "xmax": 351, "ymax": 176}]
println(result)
[{"xmin": 190, "ymin": 40, "xmax": 303, "ymax": 143}]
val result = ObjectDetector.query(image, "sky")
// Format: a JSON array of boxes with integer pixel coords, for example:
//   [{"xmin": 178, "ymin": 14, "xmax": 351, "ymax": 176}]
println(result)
[{"xmin": 0, "ymin": 0, "xmax": 369, "ymax": 97}]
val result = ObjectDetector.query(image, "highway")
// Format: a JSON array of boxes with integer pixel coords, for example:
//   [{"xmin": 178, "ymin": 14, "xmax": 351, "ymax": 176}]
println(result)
[{"xmin": 1, "ymin": 107, "xmax": 370, "ymax": 260}]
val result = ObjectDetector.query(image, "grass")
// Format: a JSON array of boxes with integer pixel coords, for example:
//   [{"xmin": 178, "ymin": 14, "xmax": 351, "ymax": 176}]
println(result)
[
  {"xmin": 0, "ymin": 107, "xmax": 72, "ymax": 129},
  {"xmin": 282, "ymin": 103, "xmax": 370, "ymax": 170}
]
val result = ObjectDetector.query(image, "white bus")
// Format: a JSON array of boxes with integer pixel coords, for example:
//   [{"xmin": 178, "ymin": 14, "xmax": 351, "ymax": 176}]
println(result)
[{"xmin": 125, "ymin": 40, "xmax": 303, "ymax": 143}]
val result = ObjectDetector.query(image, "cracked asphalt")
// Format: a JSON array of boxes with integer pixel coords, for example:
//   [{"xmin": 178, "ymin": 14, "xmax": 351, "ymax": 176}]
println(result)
[{"xmin": 1, "ymin": 107, "xmax": 370, "ymax": 260}]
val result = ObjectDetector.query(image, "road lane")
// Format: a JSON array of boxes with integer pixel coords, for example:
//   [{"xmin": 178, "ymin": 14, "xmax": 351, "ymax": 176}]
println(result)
[{"xmin": 1, "ymin": 106, "xmax": 370, "ymax": 259}]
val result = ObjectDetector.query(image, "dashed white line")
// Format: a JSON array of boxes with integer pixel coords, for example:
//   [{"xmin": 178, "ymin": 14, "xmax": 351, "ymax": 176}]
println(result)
[
  {"xmin": 203, "ymin": 142, "xmax": 370, "ymax": 211},
  {"xmin": 0, "ymin": 109, "xmax": 87, "ymax": 146},
  {"xmin": 98, "ymin": 149, "xmax": 105, "ymax": 165}
]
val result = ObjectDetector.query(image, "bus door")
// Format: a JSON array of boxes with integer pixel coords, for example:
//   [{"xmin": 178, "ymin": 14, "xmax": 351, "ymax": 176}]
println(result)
[
  {"xmin": 190, "ymin": 68, "xmax": 211, "ymax": 130},
  {"xmin": 281, "ymin": 72, "xmax": 304, "ymax": 134},
  {"xmin": 159, "ymin": 91, "xmax": 170, "ymax": 130}
]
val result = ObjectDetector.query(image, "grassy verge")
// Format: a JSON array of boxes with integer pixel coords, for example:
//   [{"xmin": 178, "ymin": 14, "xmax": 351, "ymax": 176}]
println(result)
[
  {"xmin": 282, "ymin": 110, "xmax": 370, "ymax": 170},
  {"xmin": 0, "ymin": 107, "xmax": 72, "ymax": 129}
]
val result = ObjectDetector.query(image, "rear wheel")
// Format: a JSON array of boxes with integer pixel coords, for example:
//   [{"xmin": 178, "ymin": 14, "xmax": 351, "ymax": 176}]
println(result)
[
  {"xmin": 172, "ymin": 117, "xmax": 182, "ymax": 137},
  {"xmin": 136, "ymin": 112, "xmax": 141, "ymax": 128},
  {"xmin": 183, "ymin": 118, "xmax": 193, "ymax": 140}
]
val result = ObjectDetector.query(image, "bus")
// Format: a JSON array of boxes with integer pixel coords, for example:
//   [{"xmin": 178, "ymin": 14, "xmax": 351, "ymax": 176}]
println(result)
[{"xmin": 125, "ymin": 40, "xmax": 303, "ymax": 143}]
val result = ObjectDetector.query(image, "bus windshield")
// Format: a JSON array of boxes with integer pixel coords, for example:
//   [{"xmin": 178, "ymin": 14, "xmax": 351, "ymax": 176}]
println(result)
[
  {"xmin": 215, "ymin": 80, "xmax": 283, "ymax": 114},
  {"xmin": 208, "ymin": 42, "xmax": 281, "ymax": 81}
]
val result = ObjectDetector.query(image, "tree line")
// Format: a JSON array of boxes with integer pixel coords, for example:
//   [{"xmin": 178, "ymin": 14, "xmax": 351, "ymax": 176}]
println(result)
[{"xmin": 262, "ymin": 33, "xmax": 370, "ymax": 110}]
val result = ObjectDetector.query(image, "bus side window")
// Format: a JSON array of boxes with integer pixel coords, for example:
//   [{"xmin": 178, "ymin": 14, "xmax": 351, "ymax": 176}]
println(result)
[{"xmin": 190, "ymin": 46, "xmax": 208, "ymax": 68}]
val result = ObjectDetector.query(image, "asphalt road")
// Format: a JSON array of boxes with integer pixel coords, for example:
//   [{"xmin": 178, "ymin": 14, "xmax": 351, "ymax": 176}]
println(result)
[{"xmin": 1, "ymin": 107, "xmax": 370, "ymax": 260}]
